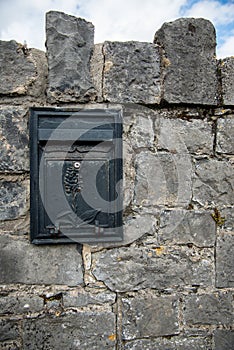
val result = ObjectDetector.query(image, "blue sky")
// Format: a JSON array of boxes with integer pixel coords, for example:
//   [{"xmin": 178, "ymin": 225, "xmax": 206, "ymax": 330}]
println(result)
[{"xmin": 0, "ymin": 0, "xmax": 234, "ymax": 57}]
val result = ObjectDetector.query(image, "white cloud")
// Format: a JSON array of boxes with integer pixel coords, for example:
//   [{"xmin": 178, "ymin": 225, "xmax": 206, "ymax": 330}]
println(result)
[
  {"xmin": 78, "ymin": 0, "xmax": 187, "ymax": 43},
  {"xmin": 0, "ymin": 0, "xmax": 187, "ymax": 49},
  {"xmin": 182, "ymin": 0, "xmax": 234, "ymax": 25},
  {"xmin": 0, "ymin": 0, "xmax": 234, "ymax": 58},
  {"xmin": 218, "ymin": 34, "xmax": 234, "ymax": 58}
]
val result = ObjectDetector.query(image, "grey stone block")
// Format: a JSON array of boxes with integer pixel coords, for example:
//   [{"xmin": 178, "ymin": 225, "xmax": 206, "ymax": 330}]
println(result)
[
  {"xmin": 0, "ymin": 180, "xmax": 28, "ymax": 221},
  {"xmin": 63, "ymin": 289, "xmax": 116, "ymax": 308},
  {"xmin": 154, "ymin": 18, "xmax": 218, "ymax": 105},
  {"xmin": 214, "ymin": 329, "xmax": 234, "ymax": 350},
  {"xmin": 156, "ymin": 118, "xmax": 214, "ymax": 154},
  {"xmin": 216, "ymin": 233, "xmax": 234, "ymax": 288},
  {"xmin": 0, "ymin": 294, "xmax": 43, "ymax": 315},
  {"xmin": 128, "ymin": 111, "xmax": 154, "ymax": 149},
  {"xmin": 92, "ymin": 245, "xmax": 214, "ymax": 292},
  {"xmin": 102, "ymin": 41, "xmax": 161, "ymax": 104},
  {"xmin": 159, "ymin": 210, "xmax": 216, "ymax": 247},
  {"xmin": 0, "ymin": 42, "xmax": 47, "ymax": 102},
  {"xmin": 0, "ymin": 41, "xmax": 36, "ymax": 96},
  {"xmin": 0, "ymin": 107, "xmax": 29, "ymax": 172},
  {"xmin": 124, "ymin": 336, "xmax": 211, "ymax": 350},
  {"xmin": 134, "ymin": 151, "xmax": 192, "ymax": 208},
  {"xmin": 184, "ymin": 293, "xmax": 233, "ymax": 325},
  {"xmin": 0, "ymin": 341, "xmax": 20, "ymax": 350},
  {"xmin": 216, "ymin": 117, "xmax": 234, "ymax": 154},
  {"xmin": 90, "ymin": 214, "xmax": 157, "ymax": 251},
  {"xmin": 193, "ymin": 158, "xmax": 234, "ymax": 206},
  {"xmin": 90, "ymin": 43, "xmax": 104, "ymax": 101},
  {"xmin": 0, "ymin": 319, "xmax": 20, "ymax": 342},
  {"xmin": 0, "ymin": 235, "xmax": 83, "ymax": 286},
  {"xmin": 22, "ymin": 312, "xmax": 116, "ymax": 349},
  {"xmin": 46, "ymin": 11, "xmax": 96, "ymax": 103},
  {"xmin": 220, "ymin": 57, "xmax": 234, "ymax": 105},
  {"xmin": 219, "ymin": 207, "xmax": 234, "ymax": 231},
  {"xmin": 122, "ymin": 295, "xmax": 179, "ymax": 339}
]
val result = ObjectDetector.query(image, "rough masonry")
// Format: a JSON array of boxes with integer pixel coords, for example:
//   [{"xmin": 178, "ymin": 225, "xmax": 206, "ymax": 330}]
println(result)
[{"xmin": 0, "ymin": 10, "xmax": 233, "ymax": 350}]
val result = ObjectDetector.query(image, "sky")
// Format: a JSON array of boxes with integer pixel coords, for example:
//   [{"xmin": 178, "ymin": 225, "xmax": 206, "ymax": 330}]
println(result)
[{"xmin": 0, "ymin": 0, "xmax": 234, "ymax": 58}]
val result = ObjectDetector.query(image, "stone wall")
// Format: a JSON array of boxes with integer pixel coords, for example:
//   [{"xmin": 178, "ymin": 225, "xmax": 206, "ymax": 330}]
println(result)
[{"xmin": 0, "ymin": 10, "xmax": 233, "ymax": 350}]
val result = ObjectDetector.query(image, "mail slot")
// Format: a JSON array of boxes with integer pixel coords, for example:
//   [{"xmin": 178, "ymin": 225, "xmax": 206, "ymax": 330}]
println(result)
[{"xmin": 30, "ymin": 108, "xmax": 123, "ymax": 244}]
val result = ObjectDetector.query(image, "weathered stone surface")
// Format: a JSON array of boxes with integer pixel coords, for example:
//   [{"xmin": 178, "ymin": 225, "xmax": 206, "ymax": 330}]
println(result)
[
  {"xmin": 134, "ymin": 151, "xmax": 192, "ymax": 208},
  {"xmin": 219, "ymin": 207, "xmax": 234, "ymax": 231},
  {"xmin": 90, "ymin": 43, "xmax": 104, "ymax": 102},
  {"xmin": 0, "ymin": 235, "xmax": 83, "ymax": 286},
  {"xmin": 216, "ymin": 116, "xmax": 234, "ymax": 154},
  {"xmin": 0, "ymin": 41, "xmax": 36, "ymax": 96},
  {"xmin": 0, "ymin": 340, "xmax": 20, "ymax": 350},
  {"xmin": 193, "ymin": 158, "xmax": 234, "ymax": 206},
  {"xmin": 124, "ymin": 336, "xmax": 211, "ymax": 350},
  {"xmin": 123, "ymin": 140, "xmax": 135, "ymax": 209},
  {"xmin": 90, "ymin": 214, "xmax": 157, "ymax": 251},
  {"xmin": 0, "ymin": 319, "xmax": 20, "ymax": 342},
  {"xmin": 92, "ymin": 245, "xmax": 214, "ymax": 292},
  {"xmin": 0, "ymin": 107, "xmax": 29, "ymax": 172},
  {"xmin": 0, "ymin": 180, "xmax": 28, "ymax": 220},
  {"xmin": 154, "ymin": 18, "xmax": 218, "ymax": 105},
  {"xmin": 122, "ymin": 295, "xmax": 179, "ymax": 339},
  {"xmin": 184, "ymin": 293, "xmax": 233, "ymax": 325},
  {"xmin": 214, "ymin": 329, "xmax": 234, "ymax": 350},
  {"xmin": 102, "ymin": 41, "xmax": 161, "ymax": 104},
  {"xmin": 22, "ymin": 312, "xmax": 116, "ymax": 349},
  {"xmin": 159, "ymin": 210, "xmax": 216, "ymax": 247},
  {"xmin": 220, "ymin": 57, "xmax": 234, "ymax": 105},
  {"xmin": 156, "ymin": 118, "xmax": 214, "ymax": 154},
  {"xmin": 63, "ymin": 288, "xmax": 116, "ymax": 308},
  {"xmin": 46, "ymin": 11, "xmax": 96, "ymax": 103},
  {"xmin": 127, "ymin": 112, "xmax": 155, "ymax": 149},
  {"xmin": 216, "ymin": 233, "xmax": 234, "ymax": 288},
  {"xmin": 0, "ymin": 294, "xmax": 43, "ymax": 315},
  {"xmin": 0, "ymin": 42, "xmax": 47, "ymax": 102},
  {"xmin": 27, "ymin": 48, "xmax": 47, "ymax": 100}
]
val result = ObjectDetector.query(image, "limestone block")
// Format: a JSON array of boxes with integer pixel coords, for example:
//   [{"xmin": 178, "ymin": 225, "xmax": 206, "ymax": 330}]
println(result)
[
  {"xmin": 134, "ymin": 151, "xmax": 192, "ymax": 208},
  {"xmin": 0, "ymin": 107, "xmax": 29, "ymax": 172},
  {"xmin": 216, "ymin": 116, "xmax": 234, "ymax": 154},
  {"xmin": 219, "ymin": 207, "xmax": 234, "ymax": 231},
  {"xmin": 214, "ymin": 330, "xmax": 234, "ymax": 350},
  {"xmin": 0, "ymin": 319, "xmax": 20, "ymax": 342},
  {"xmin": 46, "ymin": 11, "xmax": 96, "ymax": 103},
  {"xmin": 102, "ymin": 41, "xmax": 161, "ymax": 104},
  {"xmin": 184, "ymin": 293, "xmax": 233, "ymax": 325},
  {"xmin": 220, "ymin": 57, "xmax": 234, "ymax": 105},
  {"xmin": 92, "ymin": 245, "xmax": 214, "ymax": 292},
  {"xmin": 124, "ymin": 337, "xmax": 211, "ymax": 350},
  {"xmin": 63, "ymin": 289, "xmax": 116, "ymax": 308},
  {"xmin": 0, "ymin": 294, "xmax": 43, "ymax": 315},
  {"xmin": 154, "ymin": 18, "xmax": 218, "ymax": 105},
  {"xmin": 0, "ymin": 41, "xmax": 47, "ymax": 101},
  {"xmin": 122, "ymin": 295, "xmax": 179, "ymax": 339},
  {"xmin": 0, "ymin": 180, "xmax": 28, "ymax": 220},
  {"xmin": 156, "ymin": 118, "xmax": 214, "ymax": 154},
  {"xmin": 22, "ymin": 313, "xmax": 116, "ymax": 349},
  {"xmin": 0, "ymin": 41, "xmax": 35, "ymax": 96},
  {"xmin": 159, "ymin": 210, "xmax": 216, "ymax": 247},
  {"xmin": 90, "ymin": 43, "xmax": 104, "ymax": 101},
  {"xmin": 0, "ymin": 340, "xmax": 20, "ymax": 350},
  {"xmin": 216, "ymin": 233, "xmax": 234, "ymax": 288},
  {"xmin": 193, "ymin": 158, "xmax": 234, "ymax": 206},
  {"xmin": 0, "ymin": 235, "xmax": 83, "ymax": 286}
]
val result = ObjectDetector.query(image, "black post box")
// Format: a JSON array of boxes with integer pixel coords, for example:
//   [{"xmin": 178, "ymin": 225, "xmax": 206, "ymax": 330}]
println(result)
[{"xmin": 30, "ymin": 108, "xmax": 123, "ymax": 244}]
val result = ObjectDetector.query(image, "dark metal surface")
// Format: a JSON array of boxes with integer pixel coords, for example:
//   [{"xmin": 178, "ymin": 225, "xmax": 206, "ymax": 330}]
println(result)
[{"xmin": 30, "ymin": 108, "xmax": 123, "ymax": 244}]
